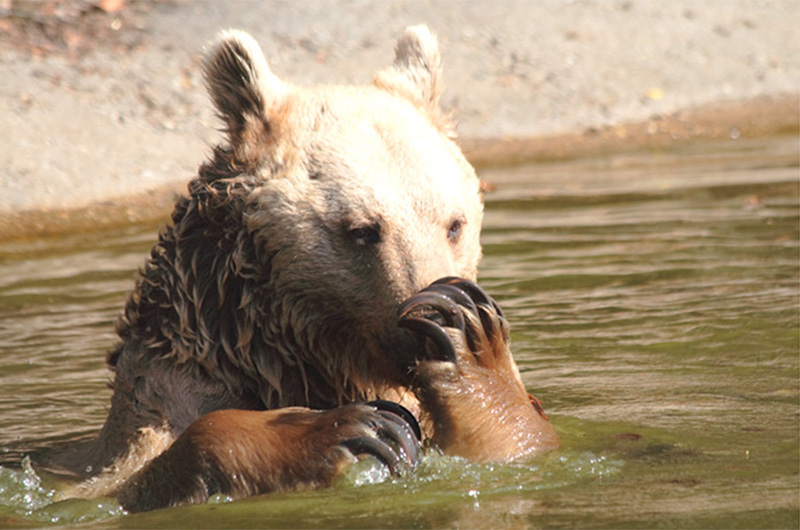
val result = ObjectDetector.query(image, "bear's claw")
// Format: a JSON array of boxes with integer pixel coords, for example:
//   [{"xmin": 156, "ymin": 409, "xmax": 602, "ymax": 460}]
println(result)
[
  {"xmin": 341, "ymin": 400, "xmax": 422, "ymax": 474},
  {"xmin": 398, "ymin": 290, "xmax": 465, "ymax": 330},
  {"xmin": 341, "ymin": 437, "xmax": 404, "ymax": 473},
  {"xmin": 396, "ymin": 279, "xmax": 560, "ymax": 462},
  {"xmin": 399, "ymin": 277, "xmax": 505, "ymax": 361},
  {"xmin": 431, "ymin": 277, "xmax": 504, "ymax": 318},
  {"xmin": 368, "ymin": 399, "xmax": 422, "ymax": 441},
  {"xmin": 422, "ymin": 283, "xmax": 480, "ymax": 317},
  {"xmin": 397, "ymin": 316, "xmax": 457, "ymax": 362}
]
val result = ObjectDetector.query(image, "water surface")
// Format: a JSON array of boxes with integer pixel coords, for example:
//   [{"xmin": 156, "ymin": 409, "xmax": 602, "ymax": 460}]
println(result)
[{"xmin": 0, "ymin": 136, "xmax": 797, "ymax": 528}]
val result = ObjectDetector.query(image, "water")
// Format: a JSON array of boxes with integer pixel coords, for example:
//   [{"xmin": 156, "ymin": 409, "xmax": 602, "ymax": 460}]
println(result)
[{"xmin": 0, "ymin": 136, "xmax": 797, "ymax": 528}]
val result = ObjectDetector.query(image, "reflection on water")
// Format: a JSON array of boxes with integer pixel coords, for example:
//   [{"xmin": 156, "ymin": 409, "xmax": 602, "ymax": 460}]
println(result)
[{"xmin": 0, "ymin": 136, "xmax": 797, "ymax": 528}]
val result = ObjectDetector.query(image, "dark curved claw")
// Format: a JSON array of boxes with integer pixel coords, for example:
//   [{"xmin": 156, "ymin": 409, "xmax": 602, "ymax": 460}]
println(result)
[
  {"xmin": 367, "ymin": 400, "xmax": 422, "ymax": 442},
  {"xmin": 398, "ymin": 317, "xmax": 457, "ymax": 363},
  {"xmin": 431, "ymin": 277, "xmax": 505, "ymax": 319},
  {"xmin": 375, "ymin": 412, "xmax": 419, "ymax": 466},
  {"xmin": 341, "ymin": 400, "xmax": 421, "ymax": 475},
  {"xmin": 476, "ymin": 304, "xmax": 498, "ymax": 343},
  {"xmin": 341, "ymin": 437, "xmax": 403, "ymax": 474},
  {"xmin": 422, "ymin": 283, "xmax": 480, "ymax": 318},
  {"xmin": 398, "ymin": 291, "xmax": 465, "ymax": 330}
]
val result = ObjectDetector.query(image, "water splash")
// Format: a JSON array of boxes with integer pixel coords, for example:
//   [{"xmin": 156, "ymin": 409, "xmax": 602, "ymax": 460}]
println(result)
[
  {"xmin": 557, "ymin": 451, "xmax": 624, "ymax": 479},
  {"xmin": 340, "ymin": 456, "xmax": 392, "ymax": 487},
  {"xmin": 0, "ymin": 458, "xmax": 124, "ymax": 526},
  {"xmin": 0, "ymin": 457, "xmax": 54, "ymax": 515}
]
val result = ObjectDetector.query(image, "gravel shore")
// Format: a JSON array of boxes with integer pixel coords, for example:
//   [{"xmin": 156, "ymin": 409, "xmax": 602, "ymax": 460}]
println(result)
[{"xmin": 1, "ymin": 0, "xmax": 797, "ymax": 238}]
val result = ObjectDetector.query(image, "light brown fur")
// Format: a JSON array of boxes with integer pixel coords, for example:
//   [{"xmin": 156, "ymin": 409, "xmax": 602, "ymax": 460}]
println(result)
[
  {"xmin": 25, "ymin": 26, "xmax": 556, "ymax": 512},
  {"xmin": 413, "ymin": 308, "xmax": 559, "ymax": 461}
]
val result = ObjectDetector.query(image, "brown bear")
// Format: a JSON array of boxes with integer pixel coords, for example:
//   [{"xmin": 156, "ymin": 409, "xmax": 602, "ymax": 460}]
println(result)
[{"xmin": 31, "ymin": 26, "xmax": 558, "ymax": 512}]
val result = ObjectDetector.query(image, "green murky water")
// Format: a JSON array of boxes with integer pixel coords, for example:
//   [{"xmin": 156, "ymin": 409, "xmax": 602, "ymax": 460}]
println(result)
[{"xmin": 0, "ymin": 136, "xmax": 797, "ymax": 529}]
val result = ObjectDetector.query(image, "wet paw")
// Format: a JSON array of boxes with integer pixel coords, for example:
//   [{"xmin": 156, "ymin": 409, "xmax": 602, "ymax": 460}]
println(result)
[
  {"xmin": 116, "ymin": 401, "xmax": 422, "ymax": 512},
  {"xmin": 397, "ymin": 278, "xmax": 559, "ymax": 462},
  {"xmin": 339, "ymin": 400, "xmax": 422, "ymax": 475},
  {"xmin": 398, "ymin": 277, "xmax": 509, "ymax": 369}
]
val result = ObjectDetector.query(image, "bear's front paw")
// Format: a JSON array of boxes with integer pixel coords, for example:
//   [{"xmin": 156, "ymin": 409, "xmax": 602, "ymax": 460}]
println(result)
[
  {"xmin": 117, "ymin": 401, "xmax": 421, "ymax": 512},
  {"xmin": 398, "ymin": 277, "xmax": 510, "ymax": 372},
  {"xmin": 398, "ymin": 277, "xmax": 559, "ymax": 462},
  {"xmin": 339, "ymin": 400, "xmax": 423, "ymax": 475}
]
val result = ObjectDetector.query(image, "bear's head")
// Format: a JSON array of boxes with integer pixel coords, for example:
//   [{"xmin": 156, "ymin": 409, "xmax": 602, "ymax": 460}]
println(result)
[{"xmin": 146, "ymin": 27, "xmax": 482, "ymax": 407}]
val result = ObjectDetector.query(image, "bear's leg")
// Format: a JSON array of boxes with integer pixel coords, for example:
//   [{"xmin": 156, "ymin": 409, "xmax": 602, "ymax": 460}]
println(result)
[
  {"xmin": 117, "ymin": 401, "xmax": 420, "ymax": 512},
  {"xmin": 400, "ymin": 278, "xmax": 560, "ymax": 462}
]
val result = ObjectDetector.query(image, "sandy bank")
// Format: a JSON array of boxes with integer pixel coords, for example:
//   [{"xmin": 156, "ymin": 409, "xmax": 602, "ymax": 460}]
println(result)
[{"xmin": 0, "ymin": 0, "xmax": 797, "ymax": 240}]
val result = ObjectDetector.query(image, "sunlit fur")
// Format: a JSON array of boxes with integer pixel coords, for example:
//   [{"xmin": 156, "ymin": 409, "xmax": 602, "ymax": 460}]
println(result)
[{"xmin": 27, "ymin": 27, "xmax": 556, "ymax": 512}]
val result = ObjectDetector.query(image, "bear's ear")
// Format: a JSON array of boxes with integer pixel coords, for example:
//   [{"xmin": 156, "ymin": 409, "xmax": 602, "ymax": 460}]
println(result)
[
  {"xmin": 374, "ymin": 25, "xmax": 454, "ymax": 135},
  {"xmin": 202, "ymin": 30, "xmax": 285, "ymax": 163}
]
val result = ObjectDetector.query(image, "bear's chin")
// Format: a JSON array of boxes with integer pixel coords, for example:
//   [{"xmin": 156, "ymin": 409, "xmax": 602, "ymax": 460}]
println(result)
[{"xmin": 374, "ymin": 329, "xmax": 433, "ymax": 383}]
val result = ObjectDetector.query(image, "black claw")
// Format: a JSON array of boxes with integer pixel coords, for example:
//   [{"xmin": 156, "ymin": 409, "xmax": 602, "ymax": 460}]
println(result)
[
  {"xmin": 476, "ymin": 305, "xmax": 497, "ymax": 343},
  {"xmin": 399, "ymin": 278, "xmax": 506, "ymax": 365},
  {"xmin": 375, "ymin": 411, "xmax": 420, "ymax": 467},
  {"xmin": 422, "ymin": 283, "xmax": 480, "ymax": 318},
  {"xmin": 398, "ymin": 291, "xmax": 465, "ymax": 330},
  {"xmin": 431, "ymin": 277, "xmax": 504, "ymax": 319},
  {"xmin": 341, "ymin": 437, "xmax": 403, "ymax": 474},
  {"xmin": 426, "ymin": 278, "xmax": 504, "ymax": 349},
  {"xmin": 398, "ymin": 317, "xmax": 457, "ymax": 363},
  {"xmin": 462, "ymin": 314, "xmax": 482, "ymax": 354},
  {"xmin": 367, "ymin": 400, "xmax": 422, "ymax": 441}
]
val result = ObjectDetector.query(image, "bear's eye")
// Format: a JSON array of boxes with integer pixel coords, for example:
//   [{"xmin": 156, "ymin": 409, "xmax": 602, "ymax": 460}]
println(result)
[
  {"xmin": 349, "ymin": 223, "xmax": 382, "ymax": 246},
  {"xmin": 448, "ymin": 218, "xmax": 464, "ymax": 243}
]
